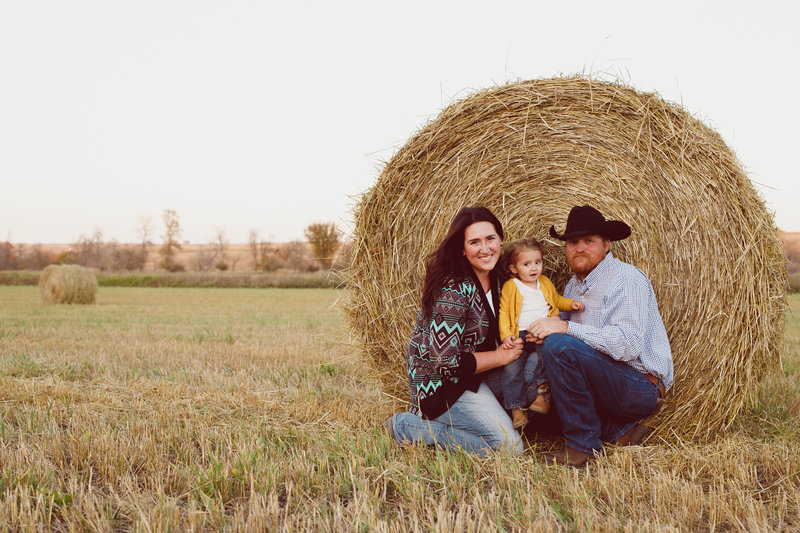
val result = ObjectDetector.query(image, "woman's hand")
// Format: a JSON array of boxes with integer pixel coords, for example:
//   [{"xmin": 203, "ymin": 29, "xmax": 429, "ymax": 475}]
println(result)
[
  {"xmin": 527, "ymin": 316, "xmax": 568, "ymax": 342},
  {"xmin": 494, "ymin": 340, "xmax": 523, "ymax": 366},
  {"xmin": 473, "ymin": 337, "xmax": 523, "ymax": 373}
]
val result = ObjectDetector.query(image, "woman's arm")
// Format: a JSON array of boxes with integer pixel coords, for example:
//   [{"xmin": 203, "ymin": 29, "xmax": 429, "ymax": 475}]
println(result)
[
  {"xmin": 473, "ymin": 341, "xmax": 522, "ymax": 373},
  {"xmin": 426, "ymin": 277, "xmax": 523, "ymax": 376}
]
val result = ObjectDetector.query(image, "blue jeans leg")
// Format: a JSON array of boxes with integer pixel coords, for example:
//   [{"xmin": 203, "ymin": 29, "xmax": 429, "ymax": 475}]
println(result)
[
  {"xmin": 389, "ymin": 382, "xmax": 523, "ymax": 457},
  {"xmin": 523, "ymin": 344, "xmax": 548, "ymax": 405},
  {"xmin": 501, "ymin": 352, "xmax": 528, "ymax": 409},
  {"xmin": 539, "ymin": 334, "xmax": 659, "ymax": 454},
  {"xmin": 482, "ymin": 366, "xmax": 505, "ymax": 400}
]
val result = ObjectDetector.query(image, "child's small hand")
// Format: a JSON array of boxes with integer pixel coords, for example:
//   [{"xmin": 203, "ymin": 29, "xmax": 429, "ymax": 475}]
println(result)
[
  {"xmin": 571, "ymin": 300, "xmax": 585, "ymax": 312},
  {"xmin": 501, "ymin": 336, "xmax": 515, "ymax": 349}
]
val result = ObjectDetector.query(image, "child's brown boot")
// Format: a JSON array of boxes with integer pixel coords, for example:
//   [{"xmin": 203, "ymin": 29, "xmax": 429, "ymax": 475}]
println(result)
[
  {"xmin": 529, "ymin": 384, "xmax": 551, "ymax": 414},
  {"xmin": 511, "ymin": 408, "xmax": 528, "ymax": 429}
]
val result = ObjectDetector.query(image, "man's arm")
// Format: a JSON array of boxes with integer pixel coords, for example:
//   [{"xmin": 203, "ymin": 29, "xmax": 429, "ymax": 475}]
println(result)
[{"xmin": 565, "ymin": 275, "xmax": 649, "ymax": 361}]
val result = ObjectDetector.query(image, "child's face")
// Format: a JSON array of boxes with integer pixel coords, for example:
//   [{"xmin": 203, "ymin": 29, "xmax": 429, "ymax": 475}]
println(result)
[{"xmin": 510, "ymin": 249, "xmax": 543, "ymax": 284}]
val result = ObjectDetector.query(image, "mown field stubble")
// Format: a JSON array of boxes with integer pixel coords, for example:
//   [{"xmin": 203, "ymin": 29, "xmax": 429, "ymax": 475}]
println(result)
[{"xmin": 0, "ymin": 287, "xmax": 798, "ymax": 531}]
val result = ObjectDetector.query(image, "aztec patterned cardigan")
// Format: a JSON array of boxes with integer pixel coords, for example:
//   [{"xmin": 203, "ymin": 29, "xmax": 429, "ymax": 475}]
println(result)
[{"xmin": 406, "ymin": 269, "xmax": 501, "ymax": 419}]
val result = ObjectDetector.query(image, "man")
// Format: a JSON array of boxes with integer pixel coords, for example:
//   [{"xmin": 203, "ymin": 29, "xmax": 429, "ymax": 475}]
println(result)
[{"xmin": 527, "ymin": 205, "xmax": 673, "ymax": 467}]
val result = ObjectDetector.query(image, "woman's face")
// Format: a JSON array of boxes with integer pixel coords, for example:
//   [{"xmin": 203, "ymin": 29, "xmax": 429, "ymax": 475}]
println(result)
[{"xmin": 463, "ymin": 221, "xmax": 502, "ymax": 276}]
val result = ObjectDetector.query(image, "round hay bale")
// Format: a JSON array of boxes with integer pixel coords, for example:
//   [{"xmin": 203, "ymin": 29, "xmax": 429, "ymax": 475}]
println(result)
[
  {"xmin": 345, "ymin": 76, "xmax": 788, "ymax": 442},
  {"xmin": 39, "ymin": 265, "xmax": 98, "ymax": 304}
]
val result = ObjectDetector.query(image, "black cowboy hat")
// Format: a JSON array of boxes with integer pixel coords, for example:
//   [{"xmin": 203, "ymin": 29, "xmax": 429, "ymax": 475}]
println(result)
[{"xmin": 549, "ymin": 205, "xmax": 631, "ymax": 241}]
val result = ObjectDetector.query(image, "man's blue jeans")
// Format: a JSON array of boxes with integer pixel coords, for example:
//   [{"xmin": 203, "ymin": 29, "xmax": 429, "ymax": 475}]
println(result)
[
  {"xmin": 389, "ymin": 382, "xmax": 523, "ymax": 458},
  {"xmin": 539, "ymin": 333, "xmax": 660, "ymax": 455}
]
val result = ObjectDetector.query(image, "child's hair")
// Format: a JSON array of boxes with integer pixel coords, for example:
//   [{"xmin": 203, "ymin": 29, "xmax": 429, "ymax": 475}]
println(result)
[{"xmin": 502, "ymin": 239, "xmax": 544, "ymax": 278}]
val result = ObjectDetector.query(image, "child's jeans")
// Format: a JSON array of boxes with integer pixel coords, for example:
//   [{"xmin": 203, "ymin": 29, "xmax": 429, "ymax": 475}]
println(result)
[{"xmin": 501, "ymin": 331, "xmax": 548, "ymax": 410}]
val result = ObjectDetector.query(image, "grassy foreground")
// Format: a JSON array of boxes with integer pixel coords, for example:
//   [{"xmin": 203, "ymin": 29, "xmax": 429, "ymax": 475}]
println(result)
[{"xmin": 0, "ymin": 287, "xmax": 798, "ymax": 531}]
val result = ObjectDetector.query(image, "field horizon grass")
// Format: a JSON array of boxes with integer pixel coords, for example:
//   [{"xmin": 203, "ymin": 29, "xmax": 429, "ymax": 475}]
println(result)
[
  {"xmin": 1, "ymin": 287, "xmax": 798, "ymax": 531},
  {"xmin": 0, "ymin": 269, "xmax": 342, "ymax": 289}
]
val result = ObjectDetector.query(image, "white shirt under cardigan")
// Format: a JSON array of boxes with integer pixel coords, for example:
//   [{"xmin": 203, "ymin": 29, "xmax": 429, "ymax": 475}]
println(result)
[
  {"xmin": 560, "ymin": 252, "xmax": 674, "ymax": 387},
  {"xmin": 513, "ymin": 278, "xmax": 551, "ymax": 334}
]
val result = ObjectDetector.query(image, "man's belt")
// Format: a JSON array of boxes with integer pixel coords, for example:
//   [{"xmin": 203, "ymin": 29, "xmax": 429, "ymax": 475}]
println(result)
[{"xmin": 645, "ymin": 373, "xmax": 666, "ymax": 399}]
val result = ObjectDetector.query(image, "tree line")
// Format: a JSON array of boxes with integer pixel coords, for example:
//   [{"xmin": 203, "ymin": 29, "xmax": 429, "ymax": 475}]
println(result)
[{"xmin": 0, "ymin": 210, "xmax": 347, "ymax": 272}]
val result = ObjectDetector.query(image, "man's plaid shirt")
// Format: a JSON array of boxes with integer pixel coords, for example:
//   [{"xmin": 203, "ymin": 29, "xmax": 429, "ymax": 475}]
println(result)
[{"xmin": 561, "ymin": 252, "xmax": 674, "ymax": 387}]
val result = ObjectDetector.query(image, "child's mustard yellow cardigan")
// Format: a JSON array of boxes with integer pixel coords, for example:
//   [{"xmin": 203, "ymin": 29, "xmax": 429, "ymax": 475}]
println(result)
[{"xmin": 498, "ymin": 275, "xmax": 577, "ymax": 340}]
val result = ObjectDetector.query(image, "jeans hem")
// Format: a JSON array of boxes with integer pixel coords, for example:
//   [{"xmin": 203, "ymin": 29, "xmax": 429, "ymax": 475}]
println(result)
[
  {"xmin": 605, "ymin": 420, "xmax": 638, "ymax": 443},
  {"xmin": 563, "ymin": 439, "xmax": 600, "ymax": 455}
]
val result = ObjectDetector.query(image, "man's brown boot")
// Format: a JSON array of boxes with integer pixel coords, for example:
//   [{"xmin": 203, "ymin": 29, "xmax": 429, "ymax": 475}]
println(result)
[
  {"xmin": 611, "ymin": 423, "xmax": 652, "ymax": 446},
  {"xmin": 542, "ymin": 446, "xmax": 593, "ymax": 468}
]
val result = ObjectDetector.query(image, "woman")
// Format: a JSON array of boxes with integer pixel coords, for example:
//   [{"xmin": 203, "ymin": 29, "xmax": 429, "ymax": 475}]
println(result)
[{"xmin": 385, "ymin": 207, "xmax": 525, "ymax": 456}]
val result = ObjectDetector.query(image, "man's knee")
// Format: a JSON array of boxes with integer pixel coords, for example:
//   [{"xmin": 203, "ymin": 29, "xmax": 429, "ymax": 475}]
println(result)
[{"xmin": 540, "ymin": 333, "xmax": 572, "ymax": 364}]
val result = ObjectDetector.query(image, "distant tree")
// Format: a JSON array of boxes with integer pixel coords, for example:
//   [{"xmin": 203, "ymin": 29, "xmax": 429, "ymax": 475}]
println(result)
[
  {"xmin": 19, "ymin": 244, "xmax": 56, "ymax": 270},
  {"xmin": 54, "ymin": 250, "xmax": 79, "ymax": 265},
  {"xmin": 781, "ymin": 233, "xmax": 800, "ymax": 274},
  {"xmin": 72, "ymin": 236, "xmax": 90, "ymax": 266},
  {"xmin": 73, "ymin": 227, "xmax": 105, "ymax": 268},
  {"xmin": 136, "ymin": 215, "xmax": 154, "ymax": 270},
  {"xmin": 213, "ymin": 227, "xmax": 229, "ymax": 270},
  {"xmin": 193, "ymin": 243, "xmax": 217, "ymax": 271},
  {"xmin": 248, "ymin": 229, "xmax": 260, "ymax": 270},
  {"xmin": 248, "ymin": 229, "xmax": 272, "ymax": 271},
  {"xmin": 14, "ymin": 244, "xmax": 27, "ymax": 269},
  {"xmin": 277, "ymin": 240, "xmax": 314, "ymax": 271},
  {"xmin": 159, "ymin": 209, "xmax": 184, "ymax": 272},
  {"xmin": 0, "ymin": 241, "xmax": 17, "ymax": 270},
  {"xmin": 304, "ymin": 222, "xmax": 339, "ymax": 269},
  {"xmin": 112, "ymin": 244, "xmax": 146, "ymax": 271}
]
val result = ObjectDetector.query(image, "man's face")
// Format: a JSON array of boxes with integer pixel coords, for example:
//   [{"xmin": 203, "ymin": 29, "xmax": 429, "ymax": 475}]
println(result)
[{"xmin": 565, "ymin": 235, "xmax": 610, "ymax": 280}]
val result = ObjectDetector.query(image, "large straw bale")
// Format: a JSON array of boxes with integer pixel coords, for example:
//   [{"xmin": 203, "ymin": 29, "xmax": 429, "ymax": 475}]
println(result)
[
  {"xmin": 39, "ymin": 265, "xmax": 98, "ymax": 304},
  {"xmin": 345, "ymin": 76, "xmax": 788, "ymax": 442}
]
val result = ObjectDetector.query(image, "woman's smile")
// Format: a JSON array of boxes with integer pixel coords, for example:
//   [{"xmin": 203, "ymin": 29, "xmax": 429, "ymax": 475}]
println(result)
[{"xmin": 463, "ymin": 221, "xmax": 502, "ymax": 276}]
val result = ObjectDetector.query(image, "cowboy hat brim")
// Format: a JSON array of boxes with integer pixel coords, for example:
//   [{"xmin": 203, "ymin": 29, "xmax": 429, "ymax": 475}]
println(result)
[{"xmin": 549, "ymin": 220, "xmax": 631, "ymax": 241}]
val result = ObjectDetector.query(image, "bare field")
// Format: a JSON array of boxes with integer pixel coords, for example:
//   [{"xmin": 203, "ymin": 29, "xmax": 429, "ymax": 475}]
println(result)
[{"xmin": 1, "ymin": 287, "xmax": 799, "ymax": 531}]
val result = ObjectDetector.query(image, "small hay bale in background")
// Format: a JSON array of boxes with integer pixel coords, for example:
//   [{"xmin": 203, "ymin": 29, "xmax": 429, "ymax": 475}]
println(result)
[
  {"xmin": 344, "ymin": 76, "xmax": 788, "ymax": 442},
  {"xmin": 39, "ymin": 265, "xmax": 98, "ymax": 304}
]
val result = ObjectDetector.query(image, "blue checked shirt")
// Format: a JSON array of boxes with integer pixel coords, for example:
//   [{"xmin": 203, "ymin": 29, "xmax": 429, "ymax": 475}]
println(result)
[{"xmin": 561, "ymin": 253, "xmax": 674, "ymax": 387}]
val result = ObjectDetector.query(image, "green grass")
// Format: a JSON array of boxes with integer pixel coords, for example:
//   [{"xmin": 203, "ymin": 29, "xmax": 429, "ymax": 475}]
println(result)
[
  {"xmin": 0, "ymin": 287, "xmax": 798, "ymax": 530},
  {"xmin": 0, "ymin": 269, "xmax": 343, "ymax": 289}
]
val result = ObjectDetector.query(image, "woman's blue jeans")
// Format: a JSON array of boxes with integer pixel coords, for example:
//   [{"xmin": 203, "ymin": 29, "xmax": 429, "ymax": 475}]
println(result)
[
  {"xmin": 389, "ymin": 381, "xmax": 523, "ymax": 457},
  {"xmin": 539, "ymin": 334, "xmax": 660, "ymax": 455}
]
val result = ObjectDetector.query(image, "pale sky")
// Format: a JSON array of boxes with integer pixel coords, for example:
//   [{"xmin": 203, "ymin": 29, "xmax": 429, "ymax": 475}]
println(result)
[{"xmin": 1, "ymin": 1, "xmax": 798, "ymax": 244}]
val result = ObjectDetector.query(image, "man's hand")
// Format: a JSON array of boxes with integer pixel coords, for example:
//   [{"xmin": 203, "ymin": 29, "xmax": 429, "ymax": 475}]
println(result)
[{"xmin": 527, "ymin": 316, "xmax": 569, "ymax": 342}]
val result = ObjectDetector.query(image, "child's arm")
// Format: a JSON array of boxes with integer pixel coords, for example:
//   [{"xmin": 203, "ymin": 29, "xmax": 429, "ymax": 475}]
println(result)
[
  {"xmin": 540, "ymin": 276, "xmax": 579, "ymax": 313},
  {"xmin": 501, "ymin": 335, "xmax": 516, "ymax": 349},
  {"xmin": 498, "ymin": 280, "xmax": 516, "ymax": 340}
]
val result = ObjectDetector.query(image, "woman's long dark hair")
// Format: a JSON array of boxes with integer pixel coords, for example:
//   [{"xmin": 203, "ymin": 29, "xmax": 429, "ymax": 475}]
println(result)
[{"xmin": 421, "ymin": 207, "xmax": 504, "ymax": 319}]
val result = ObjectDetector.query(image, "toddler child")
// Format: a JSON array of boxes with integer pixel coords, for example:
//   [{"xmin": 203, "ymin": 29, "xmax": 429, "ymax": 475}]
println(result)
[{"xmin": 498, "ymin": 239, "xmax": 585, "ymax": 429}]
